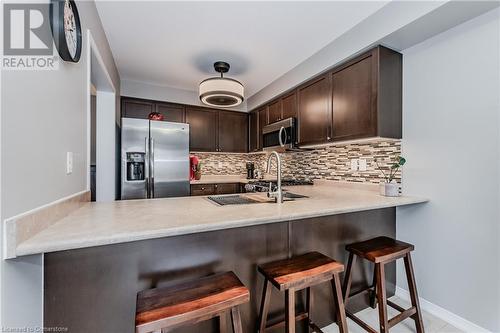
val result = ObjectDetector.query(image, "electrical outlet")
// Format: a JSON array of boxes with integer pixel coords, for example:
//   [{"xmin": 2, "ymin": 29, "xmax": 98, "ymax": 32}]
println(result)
[
  {"xmin": 358, "ymin": 159, "xmax": 367, "ymax": 171},
  {"xmin": 218, "ymin": 161, "xmax": 223, "ymax": 168},
  {"xmin": 350, "ymin": 159, "xmax": 358, "ymax": 171},
  {"xmin": 66, "ymin": 152, "xmax": 73, "ymax": 174}
]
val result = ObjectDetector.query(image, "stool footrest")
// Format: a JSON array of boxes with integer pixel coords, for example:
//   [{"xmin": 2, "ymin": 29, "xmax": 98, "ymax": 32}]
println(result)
[
  {"xmin": 387, "ymin": 300, "xmax": 405, "ymax": 312},
  {"xmin": 388, "ymin": 307, "xmax": 417, "ymax": 329},
  {"xmin": 265, "ymin": 311, "xmax": 308, "ymax": 331},
  {"xmin": 346, "ymin": 310, "xmax": 378, "ymax": 333}
]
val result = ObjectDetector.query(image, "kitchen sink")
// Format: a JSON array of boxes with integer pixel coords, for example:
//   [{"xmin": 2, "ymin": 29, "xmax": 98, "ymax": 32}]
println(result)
[
  {"xmin": 207, "ymin": 195, "xmax": 260, "ymax": 206},
  {"xmin": 207, "ymin": 192, "xmax": 308, "ymax": 206},
  {"xmin": 283, "ymin": 192, "xmax": 308, "ymax": 199}
]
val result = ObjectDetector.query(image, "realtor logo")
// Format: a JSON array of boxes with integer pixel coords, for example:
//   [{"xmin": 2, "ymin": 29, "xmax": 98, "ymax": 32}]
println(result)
[{"xmin": 2, "ymin": 3, "xmax": 58, "ymax": 70}]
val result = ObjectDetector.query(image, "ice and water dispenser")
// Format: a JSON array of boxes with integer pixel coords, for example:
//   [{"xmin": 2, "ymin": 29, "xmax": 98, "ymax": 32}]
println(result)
[{"xmin": 126, "ymin": 152, "xmax": 145, "ymax": 181}]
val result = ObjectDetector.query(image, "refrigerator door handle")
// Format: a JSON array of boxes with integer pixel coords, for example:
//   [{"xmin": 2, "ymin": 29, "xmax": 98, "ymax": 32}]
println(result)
[
  {"xmin": 150, "ymin": 137, "xmax": 155, "ymax": 198},
  {"xmin": 145, "ymin": 136, "xmax": 150, "ymax": 198}
]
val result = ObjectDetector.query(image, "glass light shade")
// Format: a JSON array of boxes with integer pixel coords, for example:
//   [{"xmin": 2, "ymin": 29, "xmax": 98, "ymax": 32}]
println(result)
[{"xmin": 199, "ymin": 77, "xmax": 244, "ymax": 107}]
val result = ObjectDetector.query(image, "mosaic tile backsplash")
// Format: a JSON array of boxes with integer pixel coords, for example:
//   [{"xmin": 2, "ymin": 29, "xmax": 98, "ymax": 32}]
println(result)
[{"xmin": 191, "ymin": 139, "xmax": 402, "ymax": 184}]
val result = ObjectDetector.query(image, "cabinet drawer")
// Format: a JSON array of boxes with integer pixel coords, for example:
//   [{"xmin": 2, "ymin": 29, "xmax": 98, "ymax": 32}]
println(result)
[
  {"xmin": 190, "ymin": 184, "xmax": 215, "ymax": 196},
  {"xmin": 215, "ymin": 183, "xmax": 240, "ymax": 195}
]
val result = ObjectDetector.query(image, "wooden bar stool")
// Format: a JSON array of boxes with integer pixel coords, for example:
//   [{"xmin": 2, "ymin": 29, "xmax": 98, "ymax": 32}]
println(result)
[
  {"xmin": 257, "ymin": 252, "xmax": 348, "ymax": 333},
  {"xmin": 135, "ymin": 271, "xmax": 250, "ymax": 333},
  {"xmin": 343, "ymin": 237, "xmax": 424, "ymax": 333}
]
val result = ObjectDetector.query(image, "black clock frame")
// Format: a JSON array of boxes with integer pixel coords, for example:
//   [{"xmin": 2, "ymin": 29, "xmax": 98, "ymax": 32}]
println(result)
[{"xmin": 49, "ymin": 0, "xmax": 82, "ymax": 63}]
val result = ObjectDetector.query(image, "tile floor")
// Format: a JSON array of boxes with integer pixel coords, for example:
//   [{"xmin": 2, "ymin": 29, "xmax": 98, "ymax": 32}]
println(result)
[{"xmin": 322, "ymin": 296, "xmax": 463, "ymax": 333}]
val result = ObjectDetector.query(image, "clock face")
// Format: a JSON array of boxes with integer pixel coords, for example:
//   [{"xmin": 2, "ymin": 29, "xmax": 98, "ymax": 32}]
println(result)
[{"xmin": 63, "ymin": 0, "xmax": 77, "ymax": 59}]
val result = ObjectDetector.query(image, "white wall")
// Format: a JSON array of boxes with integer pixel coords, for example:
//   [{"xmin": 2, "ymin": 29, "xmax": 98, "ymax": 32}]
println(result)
[
  {"xmin": 397, "ymin": 8, "xmax": 500, "ymax": 332},
  {"xmin": 0, "ymin": 0, "xmax": 120, "ymax": 329},
  {"xmin": 121, "ymin": 79, "xmax": 247, "ymax": 112},
  {"xmin": 96, "ymin": 91, "xmax": 116, "ymax": 202}
]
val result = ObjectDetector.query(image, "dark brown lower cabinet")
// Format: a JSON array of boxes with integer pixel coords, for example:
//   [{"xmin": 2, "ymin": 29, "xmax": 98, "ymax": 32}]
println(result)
[
  {"xmin": 214, "ymin": 183, "xmax": 240, "ymax": 195},
  {"xmin": 190, "ymin": 183, "xmax": 241, "ymax": 196},
  {"xmin": 190, "ymin": 184, "xmax": 215, "ymax": 196}
]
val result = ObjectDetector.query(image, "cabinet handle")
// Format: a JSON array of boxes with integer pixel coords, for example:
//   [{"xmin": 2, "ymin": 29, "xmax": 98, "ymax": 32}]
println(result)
[{"xmin": 327, "ymin": 136, "xmax": 331, "ymax": 141}]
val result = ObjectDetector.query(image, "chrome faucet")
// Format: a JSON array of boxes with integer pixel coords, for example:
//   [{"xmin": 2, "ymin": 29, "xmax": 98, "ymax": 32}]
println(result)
[{"xmin": 266, "ymin": 151, "xmax": 283, "ymax": 203}]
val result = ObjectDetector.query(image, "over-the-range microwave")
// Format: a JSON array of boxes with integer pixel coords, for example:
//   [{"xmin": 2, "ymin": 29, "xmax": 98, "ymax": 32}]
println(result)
[{"xmin": 262, "ymin": 117, "xmax": 297, "ymax": 152}]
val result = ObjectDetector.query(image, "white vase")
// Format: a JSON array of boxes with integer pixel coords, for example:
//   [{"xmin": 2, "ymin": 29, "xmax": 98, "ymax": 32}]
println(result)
[{"xmin": 380, "ymin": 182, "xmax": 400, "ymax": 197}]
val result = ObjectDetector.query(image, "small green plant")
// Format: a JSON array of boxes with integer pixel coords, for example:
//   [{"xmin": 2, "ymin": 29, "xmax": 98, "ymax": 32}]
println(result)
[{"xmin": 376, "ymin": 155, "xmax": 406, "ymax": 183}]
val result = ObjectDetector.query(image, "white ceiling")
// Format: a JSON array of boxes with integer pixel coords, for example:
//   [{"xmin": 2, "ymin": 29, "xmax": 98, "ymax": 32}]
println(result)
[{"xmin": 96, "ymin": 1, "xmax": 389, "ymax": 99}]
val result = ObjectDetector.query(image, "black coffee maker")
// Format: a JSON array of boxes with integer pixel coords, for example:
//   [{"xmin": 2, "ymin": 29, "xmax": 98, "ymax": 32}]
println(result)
[{"xmin": 246, "ymin": 162, "xmax": 255, "ymax": 179}]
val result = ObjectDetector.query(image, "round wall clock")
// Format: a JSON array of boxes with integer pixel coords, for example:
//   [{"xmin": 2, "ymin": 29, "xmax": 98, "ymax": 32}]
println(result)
[{"xmin": 50, "ymin": 0, "xmax": 82, "ymax": 63}]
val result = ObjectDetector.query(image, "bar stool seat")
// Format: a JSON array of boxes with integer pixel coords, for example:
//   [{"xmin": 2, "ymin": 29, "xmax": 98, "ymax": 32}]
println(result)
[
  {"xmin": 257, "ymin": 252, "xmax": 347, "ymax": 333},
  {"xmin": 345, "ymin": 237, "xmax": 414, "ymax": 263},
  {"xmin": 343, "ymin": 237, "xmax": 424, "ymax": 333},
  {"xmin": 135, "ymin": 271, "xmax": 249, "ymax": 333}
]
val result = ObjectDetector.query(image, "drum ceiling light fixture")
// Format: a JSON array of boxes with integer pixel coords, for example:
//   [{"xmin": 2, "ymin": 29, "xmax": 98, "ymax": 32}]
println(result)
[{"xmin": 199, "ymin": 61, "xmax": 244, "ymax": 108}]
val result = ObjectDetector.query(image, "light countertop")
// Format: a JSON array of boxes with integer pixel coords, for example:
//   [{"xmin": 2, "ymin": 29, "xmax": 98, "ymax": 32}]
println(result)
[{"xmin": 12, "ymin": 181, "xmax": 427, "ymax": 258}]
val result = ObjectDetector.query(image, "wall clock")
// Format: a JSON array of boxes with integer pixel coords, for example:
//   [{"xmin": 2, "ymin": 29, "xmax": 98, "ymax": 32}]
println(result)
[{"xmin": 50, "ymin": 0, "xmax": 82, "ymax": 63}]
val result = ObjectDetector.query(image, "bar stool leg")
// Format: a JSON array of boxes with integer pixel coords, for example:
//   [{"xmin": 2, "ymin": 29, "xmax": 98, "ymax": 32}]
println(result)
[
  {"xmin": 404, "ymin": 253, "xmax": 425, "ymax": 333},
  {"xmin": 332, "ymin": 273, "xmax": 348, "ymax": 333},
  {"xmin": 219, "ymin": 311, "xmax": 228, "ymax": 333},
  {"xmin": 342, "ymin": 253, "xmax": 356, "ymax": 305},
  {"xmin": 305, "ymin": 287, "xmax": 313, "ymax": 332},
  {"xmin": 370, "ymin": 265, "xmax": 378, "ymax": 309},
  {"xmin": 285, "ymin": 288, "xmax": 296, "ymax": 333},
  {"xmin": 375, "ymin": 263, "xmax": 389, "ymax": 333},
  {"xmin": 230, "ymin": 307, "xmax": 243, "ymax": 333},
  {"xmin": 257, "ymin": 279, "xmax": 272, "ymax": 332}
]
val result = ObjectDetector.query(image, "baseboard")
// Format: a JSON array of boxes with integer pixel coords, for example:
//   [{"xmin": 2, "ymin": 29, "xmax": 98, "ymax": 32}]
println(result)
[{"xmin": 395, "ymin": 287, "xmax": 491, "ymax": 333}]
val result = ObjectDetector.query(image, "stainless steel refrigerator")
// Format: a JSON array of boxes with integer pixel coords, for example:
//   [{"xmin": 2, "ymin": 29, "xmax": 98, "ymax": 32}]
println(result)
[{"xmin": 121, "ymin": 118, "xmax": 190, "ymax": 200}]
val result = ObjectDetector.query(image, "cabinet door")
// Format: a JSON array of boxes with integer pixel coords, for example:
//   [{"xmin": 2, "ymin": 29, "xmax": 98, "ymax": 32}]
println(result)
[
  {"xmin": 185, "ymin": 108, "xmax": 217, "ymax": 152},
  {"xmin": 297, "ymin": 75, "xmax": 332, "ymax": 145},
  {"xmin": 331, "ymin": 54, "xmax": 376, "ymax": 140},
  {"xmin": 267, "ymin": 100, "xmax": 282, "ymax": 124},
  {"xmin": 215, "ymin": 183, "xmax": 240, "ymax": 195},
  {"xmin": 218, "ymin": 111, "xmax": 248, "ymax": 153},
  {"xmin": 156, "ymin": 103, "xmax": 185, "ymax": 123},
  {"xmin": 249, "ymin": 111, "xmax": 259, "ymax": 152},
  {"xmin": 122, "ymin": 99, "xmax": 153, "ymax": 119},
  {"xmin": 258, "ymin": 107, "xmax": 268, "ymax": 150},
  {"xmin": 281, "ymin": 91, "xmax": 297, "ymax": 120},
  {"xmin": 190, "ymin": 184, "xmax": 215, "ymax": 196}
]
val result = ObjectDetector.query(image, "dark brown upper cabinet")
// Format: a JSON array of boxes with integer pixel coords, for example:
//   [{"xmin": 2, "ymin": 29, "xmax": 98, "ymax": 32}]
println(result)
[
  {"xmin": 249, "ymin": 111, "xmax": 259, "ymax": 152},
  {"xmin": 331, "ymin": 46, "xmax": 402, "ymax": 141},
  {"xmin": 218, "ymin": 111, "xmax": 248, "ymax": 153},
  {"xmin": 281, "ymin": 91, "xmax": 297, "ymax": 120},
  {"xmin": 156, "ymin": 103, "xmax": 185, "ymax": 123},
  {"xmin": 258, "ymin": 107, "xmax": 268, "ymax": 150},
  {"xmin": 268, "ymin": 99, "xmax": 282, "ymax": 124},
  {"xmin": 297, "ymin": 74, "xmax": 332, "ymax": 145},
  {"xmin": 185, "ymin": 107, "xmax": 218, "ymax": 152},
  {"xmin": 121, "ymin": 98, "xmax": 154, "ymax": 119}
]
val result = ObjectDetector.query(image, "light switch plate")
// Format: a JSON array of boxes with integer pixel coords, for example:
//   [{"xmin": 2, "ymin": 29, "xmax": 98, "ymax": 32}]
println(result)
[
  {"xmin": 66, "ymin": 152, "xmax": 73, "ymax": 174},
  {"xmin": 358, "ymin": 159, "xmax": 367, "ymax": 171},
  {"xmin": 350, "ymin": 159, "xmax": 358, "ymax": 171}
]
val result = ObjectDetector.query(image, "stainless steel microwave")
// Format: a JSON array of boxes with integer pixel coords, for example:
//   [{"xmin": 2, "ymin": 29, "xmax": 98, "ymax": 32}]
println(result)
[{"xmin": 262, "ymin": 117, "xmax": 297, "ymax": 152}]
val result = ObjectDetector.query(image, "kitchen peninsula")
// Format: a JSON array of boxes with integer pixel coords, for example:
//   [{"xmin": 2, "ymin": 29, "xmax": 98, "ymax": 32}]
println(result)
[{"xmin": 6, "ymin": 181, "xmax": 426, "ymax": 332}]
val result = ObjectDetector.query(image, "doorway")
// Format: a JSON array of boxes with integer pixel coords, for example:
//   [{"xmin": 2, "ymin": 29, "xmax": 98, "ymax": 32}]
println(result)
[{"xmin": 87, "ymin": 31, "xmax": 117, "ymax": 202}]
